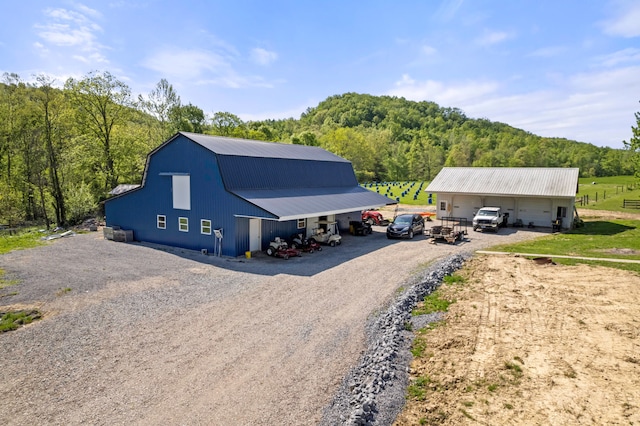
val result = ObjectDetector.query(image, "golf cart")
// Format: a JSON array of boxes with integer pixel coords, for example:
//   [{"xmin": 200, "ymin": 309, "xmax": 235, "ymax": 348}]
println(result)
[{"xmin": 310, "ymin": 221, "xmax": 342, "ymax": 247}]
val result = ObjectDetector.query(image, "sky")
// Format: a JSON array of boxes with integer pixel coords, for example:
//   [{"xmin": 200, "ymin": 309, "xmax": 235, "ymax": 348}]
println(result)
[{"xmin": 1, "ymin": 1, "xmax": 639, "ymax": 149}]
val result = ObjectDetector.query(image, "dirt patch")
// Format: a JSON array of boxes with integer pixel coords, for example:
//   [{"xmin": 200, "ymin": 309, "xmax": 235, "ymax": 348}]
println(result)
[
  {"xmin": 394, "ymin": 255, "xmax": 640, "ymax": 425},
  {"xmin": 602, "ymin": 248, "xmax": 640, "ymax": 255},
  {"xmin": 577, "ymin": 208, "xmax": 640, "ymax": 220}
]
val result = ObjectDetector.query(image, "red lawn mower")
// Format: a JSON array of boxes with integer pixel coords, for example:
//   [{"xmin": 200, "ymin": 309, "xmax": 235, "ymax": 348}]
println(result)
[{"xmin": 265, "ymin": 237, "xmax": 302, "ymax": 259}]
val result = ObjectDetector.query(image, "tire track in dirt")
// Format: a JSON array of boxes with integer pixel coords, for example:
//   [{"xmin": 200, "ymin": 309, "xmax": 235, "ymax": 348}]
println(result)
[{"xmin": 395, "ymin": 255, "xmax": 640, "ymax": 425}]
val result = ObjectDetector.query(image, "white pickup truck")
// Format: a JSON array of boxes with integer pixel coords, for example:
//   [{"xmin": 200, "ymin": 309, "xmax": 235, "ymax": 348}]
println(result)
[{"xmin": 472, "ymin": 207, "xmax": 508, "ymax": 231}]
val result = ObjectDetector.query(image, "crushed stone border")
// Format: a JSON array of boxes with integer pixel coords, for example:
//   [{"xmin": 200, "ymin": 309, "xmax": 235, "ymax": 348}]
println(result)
[{"xmin": 320, "ymin": 253, "xmax": 470, "ymax": 425}]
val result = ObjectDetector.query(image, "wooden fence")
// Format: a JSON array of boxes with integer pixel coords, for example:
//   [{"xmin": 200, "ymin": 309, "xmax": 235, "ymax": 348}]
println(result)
[{"xmin": 623, "ymin": 199, "xmax": 640, "ymax": 209}]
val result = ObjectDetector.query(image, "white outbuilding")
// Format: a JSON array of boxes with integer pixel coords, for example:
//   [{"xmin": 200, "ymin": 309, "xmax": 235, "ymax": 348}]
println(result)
[{"xmin": 425, "ymin": 167, "xmax": 580, "ymax": 229}]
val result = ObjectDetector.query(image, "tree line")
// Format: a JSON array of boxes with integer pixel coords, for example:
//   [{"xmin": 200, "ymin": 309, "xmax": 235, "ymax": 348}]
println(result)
[{"xmin": 0, "ymin": 71, "xmax": 637, "ymax": 227}]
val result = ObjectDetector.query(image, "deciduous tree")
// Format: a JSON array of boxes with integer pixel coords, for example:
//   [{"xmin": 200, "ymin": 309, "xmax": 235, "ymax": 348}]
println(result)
[
  {"xmin": 624, "ymin": 101, "xmax": 640, "ymax": 180},
  {"xmin": 138, "ymin": 78, "xmax": 181, "ymax": 140},
  {"xmin": 65, "ymin": 71, "xmax": 133, "ymax": 192}
]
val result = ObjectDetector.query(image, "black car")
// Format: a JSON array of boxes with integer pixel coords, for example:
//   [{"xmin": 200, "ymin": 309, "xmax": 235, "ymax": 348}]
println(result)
[{"xmin": 386, "ymin": 214, "xmax": 425, "ymax": 239}]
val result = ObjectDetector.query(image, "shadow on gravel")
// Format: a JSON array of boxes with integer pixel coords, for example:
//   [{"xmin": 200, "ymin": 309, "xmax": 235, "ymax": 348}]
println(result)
[
  {"xmin": 139, "ymin": 228, "xmax": 432, "ymax": 277},
  {"xmin": 467, "ymin": 227, "xmax": 548, "ymax": 237},
  {"xmin": 138, "ymin": 224, "xmax": 551, "ymax": 278}
]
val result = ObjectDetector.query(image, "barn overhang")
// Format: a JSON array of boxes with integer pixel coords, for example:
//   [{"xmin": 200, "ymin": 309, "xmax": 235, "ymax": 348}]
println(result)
[{"xmin": 230, "ymin": 186, "xmax": 396, "ymax": 221}]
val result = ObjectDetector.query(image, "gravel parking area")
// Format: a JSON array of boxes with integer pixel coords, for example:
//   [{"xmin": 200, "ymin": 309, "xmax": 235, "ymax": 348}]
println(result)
[{"xmin": 0, "ymin": 220, "xmax": 547, "ymax": 425}]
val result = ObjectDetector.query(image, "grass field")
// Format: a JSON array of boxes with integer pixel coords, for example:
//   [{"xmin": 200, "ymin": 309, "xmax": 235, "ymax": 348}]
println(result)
[
  {"xmin": 361, "ymin": 181, "xmax": 435, "ymax": 205},
  {"xmin": 577, "ymin": 176, "xmax": 639, "ymax": 211},
  {"xmin": 0, "ymin": 228, "xmax": 44, "ymax": 255}
]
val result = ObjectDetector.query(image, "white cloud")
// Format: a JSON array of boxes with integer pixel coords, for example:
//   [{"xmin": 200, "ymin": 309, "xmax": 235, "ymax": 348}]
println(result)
[
  {"xmin": 475, "ymin": 30, "xmax": 511, "ymax": 46},
  {"xmin": 435, "ymin": 0, "xmax": 464, "ymax": 22},
  {"xmin": 250, "ymin": 48, "xmax": 278, "ymax": 66},
  {"xmin": 142, "ymin": 47, "xmax": 277, "ymax": 89},
  {"xmin": 422, "ymin": 45, "xmax": 437, "ymax": 55},
  {"xmin": 601, "ymin": 1, "xmax": 640, "ymax": 37},
  {"xmin": 238, "ymin": 102, "xmax": 310, "ymax": 122},
  {"xmin": 34, "ymin": 5, "xmax": 108, "ymax": 64},
  {"xmin": 594, "ymin": 48, "xmax": 640, "ymax": 67},
  {"xmin": 389, "ymin": 74, "xmax": 499, "ymax": 106},
  {"xmin": 74, "ymin": 3, "xmax": 102, "ymax": 19},
  {"xmin": 36, "ymin": 23, "xmax": 96, "ymax": 47},
  {"xmin": 33, "ymin": 41, "xmax": 48, "ymax": 54},
  {"xmin": 386, "ymin": 66, "xmax": 640, "ymax": 149},
  {"xmin": 142, "ymin": 49, "xmax": 228, "ymax": 80},
  {"xmin": 527, "ymin": 46, "xmax": 567, "ymax": 58}
]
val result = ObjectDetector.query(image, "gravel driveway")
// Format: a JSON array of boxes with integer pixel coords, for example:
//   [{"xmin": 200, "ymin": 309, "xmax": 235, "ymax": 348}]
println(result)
[{"xmin": 0, "ymin": 221, "xmax": 547, "ymax": 425}]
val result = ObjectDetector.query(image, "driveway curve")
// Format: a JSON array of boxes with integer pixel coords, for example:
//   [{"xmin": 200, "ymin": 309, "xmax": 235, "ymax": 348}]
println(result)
[{"xmin": 0, "ymin": 224, "xmax": 545, "ymax": 425}]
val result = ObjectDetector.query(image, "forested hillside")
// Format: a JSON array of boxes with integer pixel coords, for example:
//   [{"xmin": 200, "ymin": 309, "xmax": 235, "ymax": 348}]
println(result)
[{"xmin": 0, "ymin": 72, "xmax": 635, "ymax": 227}]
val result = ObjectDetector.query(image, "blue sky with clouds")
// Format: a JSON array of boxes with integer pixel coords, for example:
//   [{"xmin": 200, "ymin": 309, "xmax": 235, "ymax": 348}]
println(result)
[{"xmin": 1, "ymin": 0, "xmax": 639, "ymax": 149}]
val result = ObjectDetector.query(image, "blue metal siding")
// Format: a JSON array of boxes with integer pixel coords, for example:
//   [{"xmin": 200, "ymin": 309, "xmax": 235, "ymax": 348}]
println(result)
[
  {"xmin": 104, "ymin": 133, "xmax": 389, "ymax": 257},
  {"xmin": 218, "ymin": 156, "xmax": 357, "ymax": 190},
  {"xmin": 260, "ymin": 220, "xmax": 300, "ymax": 249},
  {"xmin": 105, "ymin": 135, "xmax": 275, "ymax": 257},
  {"xmin": 234, "ymin": 217, "xmax": 250, "ymax": 255}
]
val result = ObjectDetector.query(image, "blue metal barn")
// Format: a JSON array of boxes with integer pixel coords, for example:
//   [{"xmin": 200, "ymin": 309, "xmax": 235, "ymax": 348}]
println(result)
[{"xmin": 104, "ymin": 132, "xmax": 395, "ymax": 257}]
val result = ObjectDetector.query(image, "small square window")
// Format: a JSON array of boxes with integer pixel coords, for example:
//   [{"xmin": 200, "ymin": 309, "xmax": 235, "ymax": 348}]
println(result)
[
  {"xmin": 439, "ymin": 201, "xmax": 447, "ymax": 211},
  {"xmin": 157, "ymin": 215, "xmax": 166, "ymax": 229},
  {"xmin": 557, "ymin": 206, "xmax": 567, "ymax": 218},
  {"xmin": 201, "ymin": 219, "xmax": 212, "ymax": 235},
  {"xmin": 297, "ymin": 218, "xmax": 306, "ymax": 229},
  {"xmin": 178, "ymin": 217, "xmax": 189, "ymax": 232}
]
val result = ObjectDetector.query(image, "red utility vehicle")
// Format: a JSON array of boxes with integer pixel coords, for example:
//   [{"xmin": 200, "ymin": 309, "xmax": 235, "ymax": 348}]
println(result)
[{"xmin": 361, "ymin": 210, "xmax": 390, "ymax": 226}]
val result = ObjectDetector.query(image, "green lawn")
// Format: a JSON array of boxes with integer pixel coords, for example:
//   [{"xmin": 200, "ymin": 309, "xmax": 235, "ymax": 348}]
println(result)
[
  {"xmin": 0, "ymin": 228, "xmax": 44, "ymax": 255},
  {"xmin": 361, "ymin": 181, "xmax": 435, "ymax": 205},
  {"xmin": 0, "ymin": 229, "xmax": 44, "ymax": 289},
  {"xmin": 491, "ymin": 219, "xmax": 640, "ymax": 273},
  {"xmin": 577, "ymin": 176, "xmax": 640, "ymax": 212}
]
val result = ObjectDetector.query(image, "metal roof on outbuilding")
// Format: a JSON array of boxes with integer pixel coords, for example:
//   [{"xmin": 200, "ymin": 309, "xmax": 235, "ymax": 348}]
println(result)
[
  {"xmin": 108, "ymin": 184, "xmax": 140, "ymax": 195},
  {"xmin": 426, "ymin": 167, "xmax": 579, "ymax": 197}
]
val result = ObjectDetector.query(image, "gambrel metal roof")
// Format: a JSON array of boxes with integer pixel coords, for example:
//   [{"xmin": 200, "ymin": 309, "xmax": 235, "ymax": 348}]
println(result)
[
  {"xmin": 183, "ymin": 132, "xmax": 347, "ymax": 162},
  {"xmin": 178, "ymin": 132, "xmax": 395, "ymax": 219},
  {"xmin": 426, "ymin": 167, "xmax": 579, "ymax": 198}
]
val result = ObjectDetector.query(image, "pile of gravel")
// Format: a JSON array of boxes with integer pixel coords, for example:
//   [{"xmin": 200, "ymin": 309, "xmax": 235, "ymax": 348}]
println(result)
[{"xmin": 320, "ymin": 253, "xmax": 470, "ymax": 425}]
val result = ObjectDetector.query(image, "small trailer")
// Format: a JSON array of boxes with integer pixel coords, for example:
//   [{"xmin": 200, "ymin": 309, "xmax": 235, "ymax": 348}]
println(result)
[{"xmin": 425, "ymin": 216, "xmax": 468, "ymax": 244}]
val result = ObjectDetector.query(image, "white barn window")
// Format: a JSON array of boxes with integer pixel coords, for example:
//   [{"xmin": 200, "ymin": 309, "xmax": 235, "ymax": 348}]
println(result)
[
  {"xmin": 201, "ymin": 219, "xmax": 212, "ymax": 235},
  {"xmin": 157, "ymin": 215, "xmax": 166, "ymax": 229},
  {"xmin": 178, "ymin": 217, "xmax": 189, "ymax": 232},
  {"xmin": 172, "ymin": 175, "xmax": 191, "ymax": 210}
]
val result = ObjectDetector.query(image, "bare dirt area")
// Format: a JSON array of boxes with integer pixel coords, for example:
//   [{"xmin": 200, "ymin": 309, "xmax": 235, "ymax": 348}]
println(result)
[
  {"xmin": 0, "ymin": 210, "xmax": 545, "ymax": 425},
  {"xmin": 395, "ymin": 255, "xmax": 640, "ymax": 425},
  {"xmin": 577, "ymin": 208, "xmax": 640, "ymax": 220}
]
